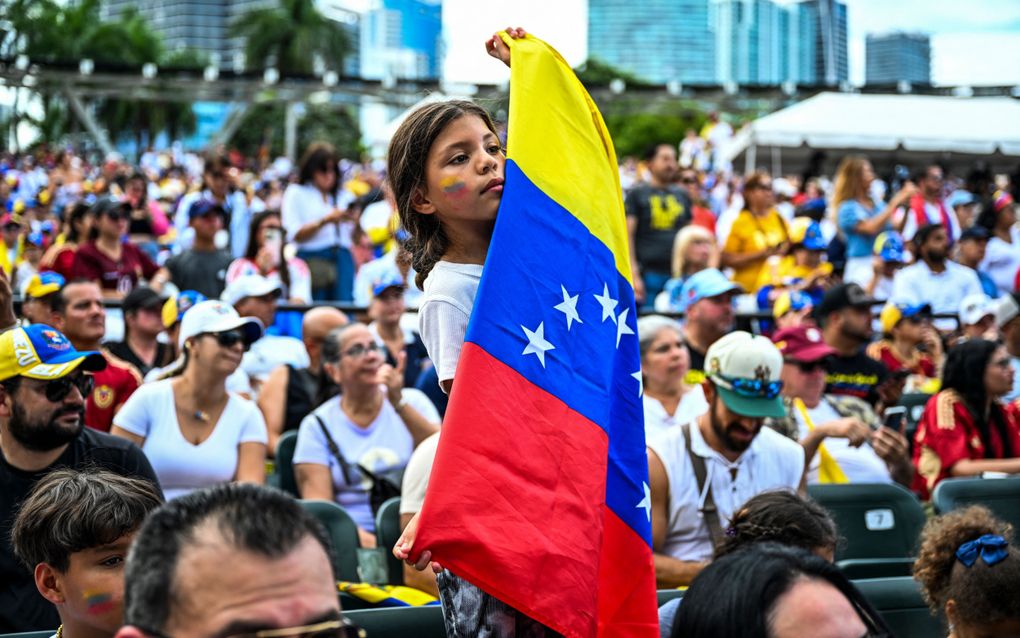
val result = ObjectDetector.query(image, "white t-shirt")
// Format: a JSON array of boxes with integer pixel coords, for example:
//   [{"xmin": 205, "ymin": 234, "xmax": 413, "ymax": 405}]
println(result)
[
  {"xmin": 241, "ymin": 334, "xmax": 310, "ymax": 383},
  {"xmin": 418, "ymin": 261, "xmax": 483, "ymax": 386},
  {"xmin": 890, "ymin": 260, "xmax": 983, "ymax": 330},
  {"xmin": 647, "ymin": 419, "xmax": 804, "ymax": 562},
  {"xmin": 642, "ymin": 387, "xmax": 709, "ymax": 441},
  {"xmin": 281, "ymin": 183, "xmax": 354, "ymax": 251},
  {"xmin": 144, "ymin": 364, "xmax": 252, "ymax": 396},
  {"xmin": 794, "ymin": 399, "xmax": 892, "ymax": 485},
  {"xmin": 399, "ymin": 431, "xmax": 440, "ymax": 515},
  {"xmin": 980, "ymin": 227, "xmax": 1020, "ymax": 296},
  {"xmin": 293, "ymin": 388, "xmax": 440, "ymax": 531},
  {"xmin": 113, "ymin": 379, "xmax": 268, "ymax": 500}
]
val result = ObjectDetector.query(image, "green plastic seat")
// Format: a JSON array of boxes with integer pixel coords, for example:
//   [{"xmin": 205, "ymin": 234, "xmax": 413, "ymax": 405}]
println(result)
[
  {"xmin": 344, "ymin": 605, "xmax": 445, "ymax": 638},
  {"xmin": 299, "ymin": 499, "xmax": 361, "ymax": 582},
  {"xmin": 837, "ymin": 557, "xmax": 915, "ymax": 579},
  {"xmin": 854, "ymin": 577, "xmax": 945, "ymax": 638},
  {"xmin": 808, "ymin": 483, "xmax": 926, "ymax": 561},
  {"xmin": 932, "ymin": 476, "xmax": 1020, "ymax": 532},
  {"xmin": 656, "ymin": 589, "xmax": 684, "ymax": 606},
  {"xmin": 896, "ymin": 393, "xmax": 931, "ymax": 429},
  {"xmin": 374, "ymin": 497, "xmax": 405, "ymax": 586},
  {"xmin": 275, "ymin": 430, "xmax": 300, "ymax": 497}
]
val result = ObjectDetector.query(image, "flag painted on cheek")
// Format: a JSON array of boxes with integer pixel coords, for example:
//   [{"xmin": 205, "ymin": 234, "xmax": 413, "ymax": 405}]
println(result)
[{"xmin": 413, "ymin": 32, "xmax": 657, "ymax": 637}]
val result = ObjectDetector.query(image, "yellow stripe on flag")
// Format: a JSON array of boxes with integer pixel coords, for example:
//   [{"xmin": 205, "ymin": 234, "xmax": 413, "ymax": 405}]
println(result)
[{"xmin": 500, "ymin": 32, "xmax": 633, "ymax": 283}]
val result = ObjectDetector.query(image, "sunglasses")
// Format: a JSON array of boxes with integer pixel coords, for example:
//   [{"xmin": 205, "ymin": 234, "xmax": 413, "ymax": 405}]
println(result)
[
  {"xmin": 104, "ymin": 210, "xmax": 127, "ymax": 222},
  {"xmin": 203, "ymin": 330, "xmax": 248, "ymax": 350},
  {"xmin": 21, "ymin": 374, "xmax": 94, "ymax": 403},
  {"xmin": 787, "ymin": 359, "xmax": 825, "ymax": 374},
  {"xmin": 680, "ymin": 177, "xmax": 698, "ymax": 185},
  {"xmin": 340, "ymin": 342, "xmax": 383, "ymax": 359},
  {"xmin": 719, "ymin": 374, "xmax": 783, "ymax": 399}
]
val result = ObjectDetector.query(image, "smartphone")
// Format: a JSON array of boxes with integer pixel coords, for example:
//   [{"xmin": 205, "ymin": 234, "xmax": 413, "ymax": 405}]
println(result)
[{"xmin": 883, "ymin": 406, "xmax": 907, "ymax": 431}]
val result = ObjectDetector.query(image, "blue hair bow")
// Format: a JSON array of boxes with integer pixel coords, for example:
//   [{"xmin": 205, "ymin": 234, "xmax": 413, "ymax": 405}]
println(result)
[{"xmin": 956, "ymin": 534, "xmax": 1009, "ymax": 568}]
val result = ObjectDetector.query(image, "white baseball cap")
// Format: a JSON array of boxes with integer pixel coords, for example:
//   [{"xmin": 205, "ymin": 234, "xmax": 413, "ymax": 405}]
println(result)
[
  {"xmin": 178, "ymin": 300, "xmax": 264, "ymax": 349},
  {"xmin": 221, "ymin": 274, "xmax": 283, "ymax": 307},
  {"xmin": 994, "ymin": 293, "xmax": 1020, "ymax": 330},
  {"xmin": 959, "ymin": 294, "xmax": 994, "ymax": 327},
  {"xmin": 704, "ymin": 331, "xmax": 785, "ymax": 418}
]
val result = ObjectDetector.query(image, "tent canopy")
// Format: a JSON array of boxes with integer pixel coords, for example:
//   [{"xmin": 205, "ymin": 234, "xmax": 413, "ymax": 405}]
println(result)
[{"xmin": 725, "ymin": 92, "xmax": 1020, "ymax": 175}]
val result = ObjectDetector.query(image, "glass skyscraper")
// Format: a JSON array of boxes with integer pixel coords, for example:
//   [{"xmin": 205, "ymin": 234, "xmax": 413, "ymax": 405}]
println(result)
[
  {"xmin": 865, "ymin": 32, "xmax": 931, "ymax": 85},
  {"xmin": 360, "ymin": 0, "xmax": 441, "ymax": 81}
]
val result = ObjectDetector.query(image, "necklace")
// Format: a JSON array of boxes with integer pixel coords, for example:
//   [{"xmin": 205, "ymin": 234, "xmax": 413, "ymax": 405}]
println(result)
[{"xmin": 56, "ymin": 625, "xmax": 63, "ymax": 638}]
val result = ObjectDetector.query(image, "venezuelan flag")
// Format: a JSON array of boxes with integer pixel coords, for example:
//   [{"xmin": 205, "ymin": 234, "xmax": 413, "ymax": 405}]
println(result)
[{"xmin": 414, "ymin": 32, "xmax": 657, "ymax": 636}]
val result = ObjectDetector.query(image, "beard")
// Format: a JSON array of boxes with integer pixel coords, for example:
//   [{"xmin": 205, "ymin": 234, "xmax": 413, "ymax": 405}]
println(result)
[
  {"xmin": 924, "ymin": 248, "xmax": 946, "ymax": 264},
  {"xmin": 709, "ymin": 396, "xmax": 759, "ymax": 455},
  {"xmin": 7, "ymin": 401, "xmax": 84, "ymax": 452}
]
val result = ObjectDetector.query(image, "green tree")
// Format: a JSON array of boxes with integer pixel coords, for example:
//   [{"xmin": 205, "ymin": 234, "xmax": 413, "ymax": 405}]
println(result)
[
  {"xmin": 602, "ymin": 111, "xmax": 706, "ymax": 159},
  {"xmin": 231, "ymin": 0, "xmax": 349, "ymax": 75},
  {"xmin": 574, "ymin": 58, "xmax": 652, "ymax": 88},
  {"xmin": 229, "ymin": 102, "xmax": 362, "ymax": 160}
]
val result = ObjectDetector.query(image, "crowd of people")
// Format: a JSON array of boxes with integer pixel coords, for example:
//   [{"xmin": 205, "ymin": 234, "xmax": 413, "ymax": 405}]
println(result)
[{"xmin": 2, "ymin": 31, "xmax": 1020, "ymax": 636}]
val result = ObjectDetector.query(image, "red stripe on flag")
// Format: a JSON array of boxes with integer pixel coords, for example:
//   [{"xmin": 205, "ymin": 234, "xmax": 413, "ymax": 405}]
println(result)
[
  {"xmin": 415, "ymin": 343, "xmax": 610, "ymax": 636},
  {"xmin": 597, "ymin": 508, "xmax": 659, "ymax": 636}
]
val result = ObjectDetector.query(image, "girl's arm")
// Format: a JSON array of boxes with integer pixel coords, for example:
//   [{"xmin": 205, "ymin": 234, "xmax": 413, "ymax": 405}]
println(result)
[
  {"xmin": 110, "ymin": 426, "xmax": 146, "ymax": 448},
  {"xmin": 485, "ymin": 27, "xmax": 528, "ymax": 67}
]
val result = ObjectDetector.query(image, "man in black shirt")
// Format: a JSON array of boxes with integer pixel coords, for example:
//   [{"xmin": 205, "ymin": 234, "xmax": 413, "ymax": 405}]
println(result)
[
  {"xmin": 165, "ymin": 199, "xmax": 233, "ymax": 299},
  {"xmin": 0, "ymin": 324, "xmax": 160, "ymax": 632},
  {"xmin": 626, "ymin": 143, "xmax": 692, "ymax": 306},
  {"xmin": 816, "ymin": 283, "xmax": 892, "ymax": 409},
  {"xmin": 106, "ymin": 286, "xmax": 172, "ymax": 377}
]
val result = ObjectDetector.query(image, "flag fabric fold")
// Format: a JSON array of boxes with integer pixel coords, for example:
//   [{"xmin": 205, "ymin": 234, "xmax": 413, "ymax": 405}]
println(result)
[{"xmin": 414, "ymin": 32, "xmax": 658, "ymax": 637}]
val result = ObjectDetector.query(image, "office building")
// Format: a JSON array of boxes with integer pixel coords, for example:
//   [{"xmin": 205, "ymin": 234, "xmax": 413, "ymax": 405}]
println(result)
[
  {"xmin": 866, "ymin": 32, "xmax": 931, "ymax": 85},
  {"xmin": 360, "ymin": 0, "xmax": 441, "ymax": 81},
  {"xmin": 711, "ymin": 0, "xmax": 786, "ymax": 85},
  {"xmin": 797, "ymin": 0, "xmax": 848, "ymax": 85}
]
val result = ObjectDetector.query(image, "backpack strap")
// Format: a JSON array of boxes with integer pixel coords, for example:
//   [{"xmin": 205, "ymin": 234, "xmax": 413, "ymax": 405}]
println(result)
[{"xmin": 681, "ymin": 422, "xmax": 726, "ymax": 550}]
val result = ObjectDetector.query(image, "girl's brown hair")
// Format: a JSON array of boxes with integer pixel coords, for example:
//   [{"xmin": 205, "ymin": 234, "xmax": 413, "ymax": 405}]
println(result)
[
  {"xmin": 831, "ymin": 156, "xmax": 871, "ymax": 210},
  {"xmin": 913, "ymin": 505, "xmax": 1020, "ymax": 625},
  {"xmin": 387, "ymin": 100, "xmax": 498, "ymax": 289}
]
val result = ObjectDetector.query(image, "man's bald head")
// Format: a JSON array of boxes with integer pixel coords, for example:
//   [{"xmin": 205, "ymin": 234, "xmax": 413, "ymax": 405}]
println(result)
[{"xmin": 302, "ymin": 307, "xmax": 349, "ymax": 366}]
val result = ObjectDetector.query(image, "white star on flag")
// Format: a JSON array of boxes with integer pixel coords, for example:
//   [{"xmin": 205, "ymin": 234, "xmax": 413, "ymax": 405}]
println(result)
[
  {"xmin": 593, "ymin": 283, "xmax": 618, "ymax": 324},
  {"xmin": 521, "ymin": 321, "xmax": 556, "ymax": 368},
  {"xmin": 637, "ymin": 481, "xmax": 652, "ymax": 523},
  {"xmin": 631, "ymin": 370, "xmax": 643, "ymax": 397},
  {"xmin": 616, "ymin": 308, "xmax": 635, "ymax": 347},
  {"xmin": 553, "ymin": 285, "xmax": 583, "ymax": 331}
]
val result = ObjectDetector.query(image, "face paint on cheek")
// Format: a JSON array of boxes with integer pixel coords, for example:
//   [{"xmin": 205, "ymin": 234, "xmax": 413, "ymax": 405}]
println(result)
[
  {"xmin": 83, "ymin": 590, "xmax": 116, "ymax": 615},
  {"xmin": 440, "ymin": 176, "xmax": 467, "ymax": 195}
]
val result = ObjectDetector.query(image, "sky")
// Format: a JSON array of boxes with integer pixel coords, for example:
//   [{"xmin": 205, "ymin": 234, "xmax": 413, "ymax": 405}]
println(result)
[{"xmin": 441, "ymin": 0, "xmax": 1020, "ymax": 87}]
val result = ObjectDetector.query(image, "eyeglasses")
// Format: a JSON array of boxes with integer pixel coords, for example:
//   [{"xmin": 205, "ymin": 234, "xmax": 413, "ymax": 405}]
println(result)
[
  {"xmin": 340, "ymin": 342, "xmax": 383, "ymax": 359},
  {"xmin": 786, "ymin": 359, "xmax": 825, "ymax": 374},
  {"xmin": 680, "ymin": 177, "xmax": 698, "ymax": 185},
  {"xmin": 203, "ymin": 330, "xmax": 247, "ymax": 350},
  {"xmin": 719, "ymin": 374, "xmax": 783, "ymax": 398},
  {"xmin": 104, "ymin": 210, "xmax": 126, "ymax": 221},
  {"xmin": 19, "ymin": 374, "xmax": 94, "ymax": 403}
]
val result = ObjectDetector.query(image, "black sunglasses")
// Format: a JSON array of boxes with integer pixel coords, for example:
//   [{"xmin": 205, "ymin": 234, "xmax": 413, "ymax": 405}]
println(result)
[
  {"xmin": 104, "ymin": 210, "xmax": 127, "ymax": 222},
  {"xmin": 203, "ymin": 330, "xmax": 248, "ymax": 350},
  {"xmin": 786, "ymin": 359, "xmax": 825, "ymax": 374},
  {"xmin": 12, "ymin": 374, "xmax": 95, "ymax": 403}
]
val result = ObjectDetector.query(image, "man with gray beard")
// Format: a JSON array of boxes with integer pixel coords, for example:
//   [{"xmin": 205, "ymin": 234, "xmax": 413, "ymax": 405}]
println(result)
[{"xmin": 0, "ymin": 324, "xmax": 159, "ymax": 633}]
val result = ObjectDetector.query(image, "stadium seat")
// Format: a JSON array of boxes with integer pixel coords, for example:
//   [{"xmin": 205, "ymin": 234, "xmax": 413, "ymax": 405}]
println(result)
[
  {"xmin": 344, "ymin": 605, "xmax": 445, "ymax": 638},
  {"xmin": 657, "ymin": 589, "xmax": 685, "ymax": 606},
  {"xmin": 275, "ymin": 430, "xmax": 300, "ymax": 497},
  {"xmin": 836, "ymin": 557, "xmax": 915, "ymax": 579},
  {"xmin": 854, "ymin": 577, "xmax": 945, "ymax": 638},
  {"xmin": 298, "ymin": 500, "xmax": 361, "ymax": 582},
  {"xmin": 375, "ymin": 497, "xmax": 405, "ymax": 585},
  {"xmin": 895, "ymin": 393, "xmax": 931, "ymax": 453},
  {"xmin": 932, "ymin": 476, "xmax": 1020, "ymax": 531},
  {"xmin": 808, "ymin": 483, "xmax": 926, "ymax": 570}
]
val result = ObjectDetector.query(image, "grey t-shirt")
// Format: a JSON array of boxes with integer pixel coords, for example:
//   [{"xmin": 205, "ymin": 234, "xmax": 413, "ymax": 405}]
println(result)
[
  {"xmin": 625, "ymin": 184, "xmax": 692, "ymax": 273},
  {"xmin": 165, "ymin": 249, "xmax": 233, "ymax": 299}
]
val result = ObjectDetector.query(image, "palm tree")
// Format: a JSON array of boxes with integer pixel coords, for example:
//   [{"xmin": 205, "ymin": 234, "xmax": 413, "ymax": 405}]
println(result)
[{"xmin": 231, "ymin": 0, "xmax": 349, "ymax": 76}]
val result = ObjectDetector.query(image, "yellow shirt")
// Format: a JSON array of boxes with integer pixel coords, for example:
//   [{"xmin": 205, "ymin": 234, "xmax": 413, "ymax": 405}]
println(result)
[
  {"xmin": 724, "ymin": 209, "xmax": 789, "ymax": 292},
  {"xmin": 756, "ymin": 257, "xmax": 834, "ymax": 290}
]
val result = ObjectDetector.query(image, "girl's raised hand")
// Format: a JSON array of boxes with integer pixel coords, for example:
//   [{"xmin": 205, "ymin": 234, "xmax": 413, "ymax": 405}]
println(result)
[{"xmin": 485, "ymin": 27, "xmax": 528, "ymax": 68}]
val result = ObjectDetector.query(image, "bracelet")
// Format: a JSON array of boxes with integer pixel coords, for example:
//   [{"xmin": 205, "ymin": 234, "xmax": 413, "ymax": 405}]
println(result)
[{"xmin": 393, "ymin": 396, "xmax": 408, "ymax": 411}]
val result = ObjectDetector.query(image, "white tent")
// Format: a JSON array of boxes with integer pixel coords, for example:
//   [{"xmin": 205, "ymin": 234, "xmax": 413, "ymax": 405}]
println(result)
[{"xmin": 724, "ymin": 92, "xmax": 1020, "ymax": 175}]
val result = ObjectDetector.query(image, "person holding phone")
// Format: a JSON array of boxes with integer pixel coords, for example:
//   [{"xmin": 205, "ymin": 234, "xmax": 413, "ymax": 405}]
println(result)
[
  {"xmin": 769, "ymin": 325, "xmax": 915, "ymax": 486},
  {"xmin": 226, "ymin": 211, "xmax": 312, "ymax": 304}
]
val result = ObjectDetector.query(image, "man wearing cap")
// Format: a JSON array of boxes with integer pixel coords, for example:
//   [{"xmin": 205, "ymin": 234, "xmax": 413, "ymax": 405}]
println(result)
[
  {"xmin": 957, "ymin": 293, "xmax": 996, "ymax": 343},
  {"xmin": 165, "ymin": 199, "xmax": 233, "ymax": 299},
  {"xmin": 769, "ymin": 325, "xmax": 914, "ymax": 486},
  {"xmin": 954, "ymin": 225, "xmax": 998, "ymax": 299},
  {"xmin": 865, "ymin": 231, "xmax": 906, "ymax": 302},
  {"xmin": 257, "ymin": 307, "xmax": 347, "ymax": 454},
  {"xmin": 0, "ymin": 324, "xmax": 159, "ymax": 632},
  {"xmin": 647, "ymin": 331, "xmax": 804, "ymax": 586},
  {"xmin": 106, "ymin": 286, "xmax": 173, "ymax": 377},
  {"xmin": 890, "ymin": 223, "xmax": 983, "ymax": 331},
  {"xmin": 368, "ymin": 277, "xmax": 429, "ymax": 388},
  {"xmin": 866, "ymin": 302, "xmax": 942, "ymax": 394},
  {"xmin": 995, "ymin": 292, "xmax": 1020, "ymax": 404},
  {"xmin": 678, "ymin": 268, "xmax": 741, "ymax": 386},
  {"xmin": 223, "ymin": 274, "xmax": 308, "ymax": 392},
  {"xmin": 55, "ymin": 281, "xmax": 142, "ymax": 432},
  {"xmin": 772, "ymin": 290, "xmax": 815, "ymax": 331},
  {"xmin": 19, "ymin": 271, "xmax": 64, "ymax": 327},
  {"xmin": 947, "ymin": 190, "xmax": 978, "ymax": 234},
  {"xmin": 816, "ymin": 283, "xmax": 892, "ymax": 409}
]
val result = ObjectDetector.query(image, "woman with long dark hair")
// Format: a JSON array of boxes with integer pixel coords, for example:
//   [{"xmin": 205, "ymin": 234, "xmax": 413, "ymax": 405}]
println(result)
[
  {"xmin": 226, "ymin": 210, "xmax": 312, "ymax": 304},
  {"xmin": 913, "ymin": 339, "xmax": 1020, "ymax": 499}
]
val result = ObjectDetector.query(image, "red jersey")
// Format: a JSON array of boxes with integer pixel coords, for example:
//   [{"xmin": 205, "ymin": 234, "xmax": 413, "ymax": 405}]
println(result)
[
  {"xmin": 85, "ymin": 351, "xmax": 142, "ymax": 432},
  {"xmin": 912, "ymin": 390, "xmax": 1020, "ymax": 499},
  {"xmin": 866, "ymin": 340, "xmax": 937, "ymax": 378},
  {"xmin": 71, "ymin": 241, "xmax": 159, "ymax": 295},
  {"xmin": 40, "ymin": 244, "xmax": 78, "ymax": 280}
]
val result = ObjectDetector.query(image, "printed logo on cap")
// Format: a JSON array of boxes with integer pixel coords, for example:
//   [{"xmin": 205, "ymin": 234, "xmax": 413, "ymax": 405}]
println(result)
[
  {"xmin": 41, "ymin": 329, "xmax": 70, "ymax": 351},
  {"xmin": 754, "ymin": 365, "xmax": 771, "ymax": 383},
  {"xmin": 806, "ymin": 328, "xmax": 822, "ymax": 342}
]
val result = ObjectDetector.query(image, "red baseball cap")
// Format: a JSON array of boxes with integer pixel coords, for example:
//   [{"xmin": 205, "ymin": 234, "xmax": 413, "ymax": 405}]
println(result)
[{"xmin": 772, "ymin": 326, "xmax": 836, "ymax": 363}]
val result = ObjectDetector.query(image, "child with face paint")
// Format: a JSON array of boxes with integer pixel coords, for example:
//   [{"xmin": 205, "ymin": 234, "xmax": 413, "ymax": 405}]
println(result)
[
  {"xmin": 11, "ymin": 469, "xmax": 162, "ymax": 638},
  {"xmin": 388, "ymin": 27, "xmax": 562, "ymax": 637}
]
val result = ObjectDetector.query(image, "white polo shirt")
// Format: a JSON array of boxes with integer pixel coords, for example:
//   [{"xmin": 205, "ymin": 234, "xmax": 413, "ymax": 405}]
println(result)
[
  {"xmin": 647, "ymin": 418, "xmax": 804, "ymax": 562},
  {"xmin": 890, "ymin": 260, "xmax": 983, "ymax": 330}
]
